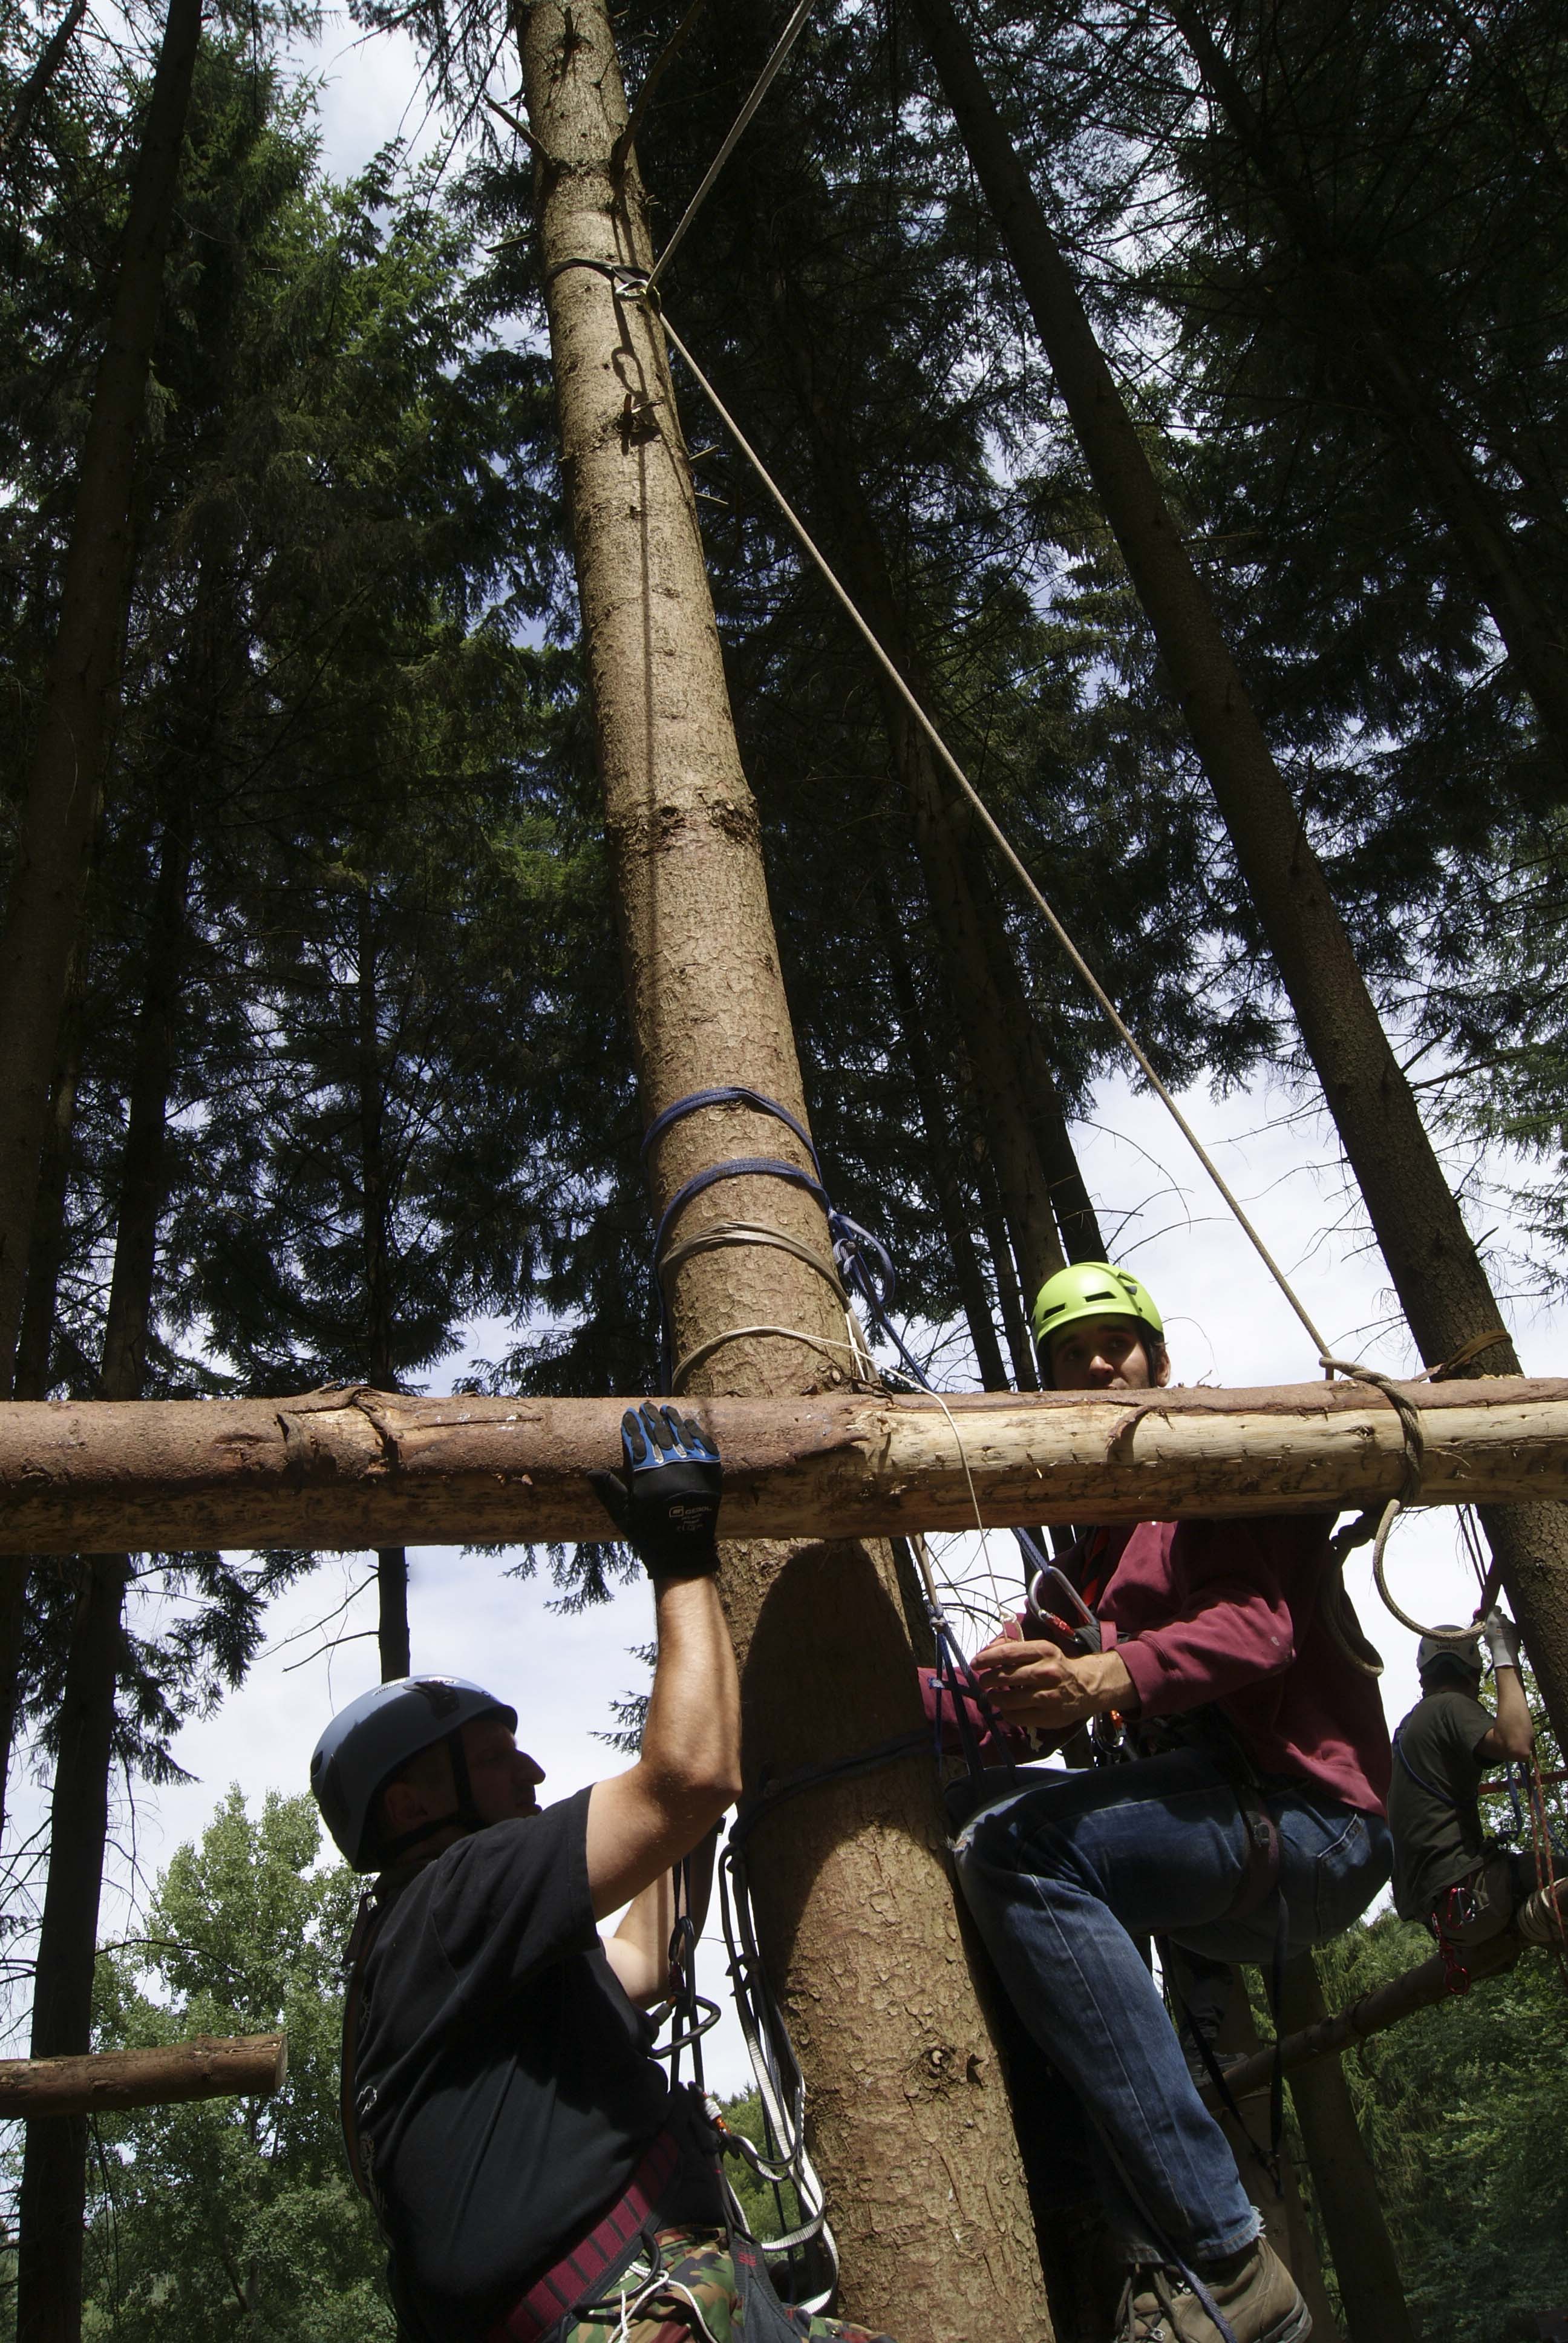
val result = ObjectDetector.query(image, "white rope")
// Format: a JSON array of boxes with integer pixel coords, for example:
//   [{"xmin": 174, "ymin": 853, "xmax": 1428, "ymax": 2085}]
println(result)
[
  {"xmin": 645, "ymin": 298, "xmax": 1334, "ymax": 1366},
  {"xmin": 645, "ymin": 0, "xmax": 820, "ymax": 293}
]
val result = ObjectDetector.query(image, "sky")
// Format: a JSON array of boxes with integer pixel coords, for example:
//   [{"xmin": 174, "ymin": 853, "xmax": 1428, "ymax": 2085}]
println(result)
[{"xmin": 7, "ymin": 5, "xmax": 1561, "ymax": 2094}]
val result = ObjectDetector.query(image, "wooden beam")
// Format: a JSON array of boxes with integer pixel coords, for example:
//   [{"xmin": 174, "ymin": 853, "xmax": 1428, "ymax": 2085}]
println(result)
[
  {"xmin": 1202, "ymin": 1932, "xmax": 1520, "ymax": 2103},
  {"xmin": 0, "ymin": 2032, "xmax": 287, "ymax": 2117},
  {"xmin": 0, "ymin": 1376, "xmax": 1562, "ymax": 1553}
]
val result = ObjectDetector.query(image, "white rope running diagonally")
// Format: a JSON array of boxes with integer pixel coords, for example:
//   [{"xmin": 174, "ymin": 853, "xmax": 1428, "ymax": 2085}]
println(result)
[
  {"xmin": 645, "ymin": 0, "xmax": 820, "ymax": 295},
  {"xmin": 646, "ymin": 295, "xmax": 1333, "ymax": 1364}
]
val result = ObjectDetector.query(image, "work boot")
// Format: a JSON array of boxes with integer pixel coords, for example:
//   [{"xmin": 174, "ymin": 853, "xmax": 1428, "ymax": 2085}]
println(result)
[{"xmin": 1113, "ymin": 2238, "xmax": 1311, "ymax": 2342}]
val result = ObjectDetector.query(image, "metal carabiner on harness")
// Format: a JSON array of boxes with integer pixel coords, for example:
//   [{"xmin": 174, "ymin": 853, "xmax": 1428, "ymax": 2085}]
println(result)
[{"xmin": 1025, "ymin": 1560, "xmax": 1103, "ymax": 1655}]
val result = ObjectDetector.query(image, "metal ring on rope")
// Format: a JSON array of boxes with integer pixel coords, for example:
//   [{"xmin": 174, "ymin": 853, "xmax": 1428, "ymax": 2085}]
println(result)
[{"xmin": 1321, "ymin": 1356, "xmax": 1477, "ymax": 1647}]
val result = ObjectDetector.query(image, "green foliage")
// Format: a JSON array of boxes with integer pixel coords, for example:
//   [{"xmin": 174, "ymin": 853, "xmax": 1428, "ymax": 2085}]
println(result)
[{"xmin": 80, "ymin": 1789, "xmax": 393, "ymax": 2343}]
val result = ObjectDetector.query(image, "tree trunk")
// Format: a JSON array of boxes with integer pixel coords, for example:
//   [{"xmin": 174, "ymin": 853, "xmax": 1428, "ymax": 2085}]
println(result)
[
  {"xmin": 963, "ymin": 847, "xmax": 1105, "ymax": 1260},
  {"xmin": 514, "ymin": 7, "xmax": 1047, "ymax": 2332},
  {"xmin": 356, "ymin": 894, "xmax": 410, "ymax": 1680},
  {"xmin": 14, "ymin": 1552, "xmax": 129, "ymax": 2343},
  {"xmin": 906, "ymin": 0, "xmax": 1568, "ymax": 1749},
  {"xmin": 873, "ymin": 880, "xmax": 1010, "ymax": 1391},
  {"xmin": 0, "ymin": 0, "xmax": 87, "ymax": 175},
  {"xmin": 0, "ymin": 975, "xmax": 85, "ymax": 1849},
  {"xmin": 16, "ymin": 803, "xmax": 191, "ymax": 2343},
  {"xmin": 1167, "ymin": 0, "xmax": 1568, "ymax": 775},
  {"xmin": 1276, "ymin": 1959, "xmax": 1416, "ymax": 2343},
  {"xmin": 0, "ymin": 0, "xmax": 199, "ymax": 1390},
  {"xmin": 1209, "ymin": 1974, "xmax": 1344, "ymax": 2343},
  {"xmin": 782, "ymin": 379, "xmax": 1071, "ymax": 1301},
  {"xmin": 975, "ymin": 1139, "xmax": 1041, "ymax": 1387}
]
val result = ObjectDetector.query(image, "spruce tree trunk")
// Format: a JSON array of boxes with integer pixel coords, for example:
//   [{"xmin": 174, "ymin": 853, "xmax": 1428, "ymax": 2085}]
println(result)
[
  {"xmin": 1277, "ymin": 1959, "xmax": 1415, "ymax": 2343},
  {"xmin": 0, "ymin": 982, "xmax": 85, "ymax": 1848},
  {"xmin": 14, "ymin": 1551, "xmax": 129, "ymax": 2343},
  {"xmin": 15, "ymin": 805, "xmax": 191, "ymax": 2343},
  {"xmin": 1167, "ymin": 0, "xmax": 1568, "ymax": 773},
  {"xmin": 1209, "ymin": 1973, "xmax": 1344, "ymax": 2343},
  {"xmin": 907, "ymin": 0, "xmax": 1568, "ymax": 1747},
  {"xmin": 515, "ymin": 7, "xmax": 1047, "ymax": 2331},
  {"xmin": 975, "ymin": 1139, "xmax": 1040, "ymax": 1387},
  {"xmin": 784, "ymin": 388, "xmax": 1074, "ymax": 1296},
  {"xmin": 0, "ymin": 0, "xmax": 199, "ymax": 1389},
  {"xmin": 356, "ymin": 894, "xmax": 410, "ymax": 1679},
  {"xmin": 873, "ymin": 880, "xmax": 1010, "ymax": 1389},
  {"xmin": 0, "ymin": 0, "xmax": 87, "ymax": 174}
]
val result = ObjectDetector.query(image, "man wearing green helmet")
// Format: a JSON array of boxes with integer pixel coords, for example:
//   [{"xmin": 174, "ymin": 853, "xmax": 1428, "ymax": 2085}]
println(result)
[{"xmin": 948, "ymin": 1262, "xmax": 1394, "ymax": 2343}]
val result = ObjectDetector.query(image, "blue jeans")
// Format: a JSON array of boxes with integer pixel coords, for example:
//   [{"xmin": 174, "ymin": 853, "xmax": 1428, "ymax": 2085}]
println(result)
[{"xmin": 952, "ymin": 1752, "xmax": 1391, "ymax": 2266}]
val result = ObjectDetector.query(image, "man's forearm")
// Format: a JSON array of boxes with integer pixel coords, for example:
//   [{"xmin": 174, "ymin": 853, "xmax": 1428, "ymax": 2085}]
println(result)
[{"xmin": 642, "ymin": 1573, "xmax": 742, "ymax": 1802}]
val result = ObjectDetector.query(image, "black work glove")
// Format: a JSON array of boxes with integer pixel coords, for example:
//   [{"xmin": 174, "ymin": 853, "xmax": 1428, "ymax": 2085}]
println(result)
[{"xmin": 589, "ymin": 1404, "xmax": 723, "ymax": 1577}]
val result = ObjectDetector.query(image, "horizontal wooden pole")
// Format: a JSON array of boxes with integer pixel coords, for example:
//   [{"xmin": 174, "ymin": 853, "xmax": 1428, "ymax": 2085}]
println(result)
[
  {"xmin": 0, "ymin": 1376, "xmax": 1563, "ymax": 1554},
  {"xmin": 0, "ymin": 2033, "xmax": 287, "ymax": 2117},
  {"xmin": 1204, "ymin": 1932, "xmax": 1520, "ymax": 2103}
]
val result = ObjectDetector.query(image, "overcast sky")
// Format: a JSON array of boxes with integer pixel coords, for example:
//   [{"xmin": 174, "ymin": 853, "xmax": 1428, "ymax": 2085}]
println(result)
[{"xmin": 8, "ymin": 10, "xmax": 1559, "ymax": 2094}]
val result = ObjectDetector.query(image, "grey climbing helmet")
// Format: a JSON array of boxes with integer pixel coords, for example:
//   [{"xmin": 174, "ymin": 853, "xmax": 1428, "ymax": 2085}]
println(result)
[
  {"xmin": 310, "ymin": 1675, "xmax": 517, "ymax": 1872},
  {"xmin": 1417, "ymin": 1628, "xmax": 1483, "ymax": 1686}
]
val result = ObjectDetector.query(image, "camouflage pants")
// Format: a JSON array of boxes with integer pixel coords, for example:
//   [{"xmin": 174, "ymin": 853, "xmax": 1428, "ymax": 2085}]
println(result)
[{"xmin": 560, "ymin": 2228, "xmax": 896, "ymax": 2343}]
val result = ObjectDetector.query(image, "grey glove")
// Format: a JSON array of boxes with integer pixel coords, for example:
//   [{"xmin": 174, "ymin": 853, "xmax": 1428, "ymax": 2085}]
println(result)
[{"xmin": 1480, "ymin": 1605, "xmax": 1521, "ymax": 1673}]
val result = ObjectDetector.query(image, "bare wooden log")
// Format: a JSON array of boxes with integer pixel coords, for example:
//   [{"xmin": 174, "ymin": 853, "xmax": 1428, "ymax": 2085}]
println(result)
[
  {"xmin": 0, "ymin": 1376, "xmax": 1564, "ymax": 1553},
  {"xmin": 1205, "ymin": 1932, "xmax": 1520, "ymax": 2104},
  {"xmin": 0, "ymin": 2031, "xmax": 286, "ymax": 2117}
]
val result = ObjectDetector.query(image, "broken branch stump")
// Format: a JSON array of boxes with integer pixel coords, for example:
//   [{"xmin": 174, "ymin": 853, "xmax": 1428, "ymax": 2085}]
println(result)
[
  {"xmin": 0, "ymin": 2032, "xmax": 287, "ymax": 2117},
  {"xmin": 0, "ymin": 1376, "xmax": 1563, "ymax": 1553}
]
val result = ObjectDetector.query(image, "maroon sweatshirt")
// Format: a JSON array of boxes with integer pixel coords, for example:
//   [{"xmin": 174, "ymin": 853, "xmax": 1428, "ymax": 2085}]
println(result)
[{"xmin": 1091, "ymin": 1515, "xmax": 1390, "ymax": 1815}]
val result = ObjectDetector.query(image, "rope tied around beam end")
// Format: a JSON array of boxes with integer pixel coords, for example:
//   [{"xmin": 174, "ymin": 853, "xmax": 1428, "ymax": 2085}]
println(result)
[{"xmin": 1321, "ymin": 1355, "xmax": 1437, "ymax": 1662}]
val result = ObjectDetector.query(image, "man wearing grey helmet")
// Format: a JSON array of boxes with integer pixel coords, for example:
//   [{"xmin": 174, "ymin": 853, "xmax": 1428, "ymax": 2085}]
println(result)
[
  {"xmin": 1389, "ymin": 1607, "xmax": 1564, "ymax": 1953},
  {"xmin": 311, "ymin": 1404, "xmax": 896, "ymax": 2343}
]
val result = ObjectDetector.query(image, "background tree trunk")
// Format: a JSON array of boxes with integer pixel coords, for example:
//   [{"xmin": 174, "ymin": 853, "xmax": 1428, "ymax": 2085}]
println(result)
[
  {"xmin": 0, "ymin": 0, "xmax": 199, "ymax": 1389},
  {"xmin": 356, "ymin": 893, "xmax": 410, "ymax": 1679},
  {"xmin": 1278, "ymin": 1958, "xmax": 1416, "ymax": 2343},
  {"xmin": 906, "ymin": 0, "xmax": 1568, "ymax": 1748},
  {"xmin": 874, "ymin": 881, "xmax": 1010, "ymax": 1390},
  {"xmin": 15, "ymin": 803, "xmax": 192, "ymax": 2343},
  {"xmin": 515, "ymin": 5, "xmax": 1048, "ymax": 2331},
  {"xmin": 1168, "ymin": 0, "xmax": 1568, "ymax": 774},
  {"xmin": 1210, "ymin": 1973, "xmax": 1344, "ymax": 2343},
  {"xmin": 0, "ymin": 0, "xmax": 87, "ymax": 175}
]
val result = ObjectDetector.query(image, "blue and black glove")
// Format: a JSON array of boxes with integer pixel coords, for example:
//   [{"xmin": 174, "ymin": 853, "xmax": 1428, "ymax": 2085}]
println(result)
[{"xmin": 589, "ymin": 1404, "xmax": 723, "ymax": 1577}]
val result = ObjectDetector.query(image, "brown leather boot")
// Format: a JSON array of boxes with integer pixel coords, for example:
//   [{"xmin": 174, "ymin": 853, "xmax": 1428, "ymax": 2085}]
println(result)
[{"xmin": 1113, "ymin": 2238, "xmax": 1312, "ymax": 2342}]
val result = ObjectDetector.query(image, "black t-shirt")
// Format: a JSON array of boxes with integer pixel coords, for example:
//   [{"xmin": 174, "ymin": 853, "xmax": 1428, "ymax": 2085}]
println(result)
[
  {"xmin": 1388, "ymin": 1688, "xmax": 1496, "ymax": 1919},
  {"xmin": 354, "ymin": 1786, "xmax": 717, "ymax": 2341}
]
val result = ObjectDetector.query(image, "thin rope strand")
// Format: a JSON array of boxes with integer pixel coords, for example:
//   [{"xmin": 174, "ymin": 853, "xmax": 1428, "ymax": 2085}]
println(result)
[
  {"xmin": 652, "ymin": 302, "xmax": 1332, "ymax": 1362},
  {"xmin": 645, "ymin": 0, "xmax": 818, "ymax": 293}
]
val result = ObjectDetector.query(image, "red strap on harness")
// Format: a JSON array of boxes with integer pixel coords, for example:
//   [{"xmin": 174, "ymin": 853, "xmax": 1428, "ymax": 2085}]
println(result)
[{"xmin": 483, "ymin": 2127, "xmax": 682, "ymax": 2343}]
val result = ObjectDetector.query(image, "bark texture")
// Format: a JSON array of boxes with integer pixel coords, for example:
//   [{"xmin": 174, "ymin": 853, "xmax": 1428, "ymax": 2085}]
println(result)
[
  {"xmin": 0, "ymin": 2034, "xmax": 286, "ymax": 2117},
  {"xmin": 515, "ymin": 6, "xmax": 1047, "ymax": 2332},
  {"xmin": 356, "ymin": 901, "xmax": 411, "ymax": 1679},
  {"xmin": 1276, "ymin": 1959, "xmax": 1416, "ymax": 2343},
  {"xmin": 0, "ymin": 0, "xmax": 199, "ymax": 1386},
  {"xmin": 906, "ymin": 0, "xmax": 1568, "ymax": 1748},
  {"xmin": 0, "ymin": 1374, "xmax": 1563, "ymax": 1548}
]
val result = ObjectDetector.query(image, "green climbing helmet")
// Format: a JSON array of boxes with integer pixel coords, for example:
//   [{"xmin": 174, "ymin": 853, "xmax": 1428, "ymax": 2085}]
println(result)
[{"xmin": 1031, "ymin": 1261, "xmax": 1165, "ymax": 1358}]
